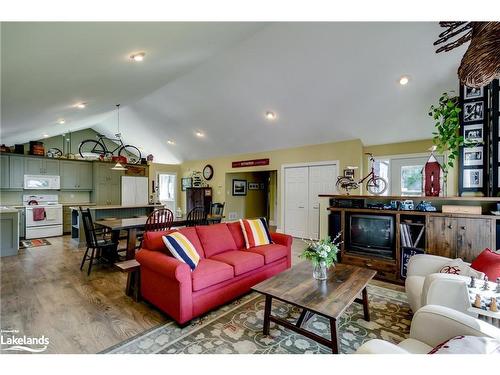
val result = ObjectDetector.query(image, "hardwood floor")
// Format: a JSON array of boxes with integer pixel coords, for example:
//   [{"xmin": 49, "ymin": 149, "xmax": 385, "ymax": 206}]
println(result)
[{"xmin": 0, "ymin": 234, "xmax": 403, "ymax": 354}]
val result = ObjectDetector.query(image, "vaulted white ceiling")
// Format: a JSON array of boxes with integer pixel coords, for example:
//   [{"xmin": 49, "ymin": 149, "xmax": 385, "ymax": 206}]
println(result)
[{"xmin": 1, "ymin": 22, "xmax": 466, "ymax": 164}]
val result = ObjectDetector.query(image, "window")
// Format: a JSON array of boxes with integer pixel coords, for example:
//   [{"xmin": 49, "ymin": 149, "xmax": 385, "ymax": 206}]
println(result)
[
  {"xmin": 371, "ymin": 154, "xmax": 444, "ymax": 196},
  {"xmin": 158, "ymin": 173, "xmax": 176, "ymax": 211}
]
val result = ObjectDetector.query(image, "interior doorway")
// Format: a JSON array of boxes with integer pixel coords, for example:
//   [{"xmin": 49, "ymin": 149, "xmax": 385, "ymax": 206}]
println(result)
[
  {"xmin": 157, "ymin": 173, "xmax": 177, "ymax": 212},
  {"xmin": 225, "ymin": 170, "xmax": 277, "ymax": 225}
]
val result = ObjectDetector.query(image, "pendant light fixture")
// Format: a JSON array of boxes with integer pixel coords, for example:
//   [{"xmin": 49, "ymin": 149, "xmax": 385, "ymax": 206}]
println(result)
[{"xmin": 111, "ymin": 104, "xmax": 127, "ymax": 171}]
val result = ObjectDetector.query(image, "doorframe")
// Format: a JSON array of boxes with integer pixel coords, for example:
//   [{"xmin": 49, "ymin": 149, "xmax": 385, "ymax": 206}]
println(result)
[
  {"xmin": 279, "ymin": 160, "xmax": 339, "ymax": 234},
  {"xmin": 156, "ymin": 171, "xmax": 178, "ymax": 211}
]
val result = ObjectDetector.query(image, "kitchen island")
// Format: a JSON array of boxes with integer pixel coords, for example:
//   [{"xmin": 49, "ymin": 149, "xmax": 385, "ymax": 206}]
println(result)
[
  {"xmin": 69, "ymin": 204, "xmax": 164, "ymax": 245},
  {"xmin": 0, "ymin": 207, "xmax": 20, "ymax": 256}
]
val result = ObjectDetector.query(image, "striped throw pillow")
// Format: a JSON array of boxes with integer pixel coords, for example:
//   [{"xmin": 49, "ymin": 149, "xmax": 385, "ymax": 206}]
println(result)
[
  {"xmin": 239, "ymin": 218, "xmax": 273, "ymax": 249},
  {"xmin": 162, "ymin": 232, "xmax": 200, "ymax": 270}
]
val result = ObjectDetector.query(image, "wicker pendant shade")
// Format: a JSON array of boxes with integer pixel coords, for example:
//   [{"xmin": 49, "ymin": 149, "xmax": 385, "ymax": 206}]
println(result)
[{"xmin": 434, "ymin": 22, "xmax": 500, "ymax": 88}]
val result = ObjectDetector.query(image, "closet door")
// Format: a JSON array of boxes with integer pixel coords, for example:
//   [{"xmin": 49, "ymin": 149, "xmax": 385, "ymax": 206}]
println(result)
[
  {"xmin": 284, "ymin": 167, "xmax": 309, "ymax": 238},
  {"xmin": 308, "ymin": 165, "xmax": 337, "ymax": 239}
]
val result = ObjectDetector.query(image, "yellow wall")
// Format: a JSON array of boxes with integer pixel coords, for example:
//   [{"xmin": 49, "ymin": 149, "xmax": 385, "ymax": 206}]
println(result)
[
  {"xmin": 224, "ymin": 171, "xmax": 270, "ymax": 220},
  {"xmin": 180, "ymin": 138, "xmax": 364, "ymax": 229}
]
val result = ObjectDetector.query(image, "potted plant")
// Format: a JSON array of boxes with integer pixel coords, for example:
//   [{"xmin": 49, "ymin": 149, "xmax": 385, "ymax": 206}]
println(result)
[
  {"xmin": 300, "ymin": 233, "xmax": 342, "ymax": 280},
  {"xmin": 429, "ymin": 92, "xmax": 475, "ymax": 194}
]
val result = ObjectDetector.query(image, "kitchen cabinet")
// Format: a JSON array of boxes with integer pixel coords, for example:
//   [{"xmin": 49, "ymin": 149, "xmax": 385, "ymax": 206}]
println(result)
[
  {"xmin": 92, "ymin": 163, "xmax": 123, "ymax": 205},
  {"xmin": 426, "ymin": 216, "xmax": 494, "ymax": 262},
  {"xmin": 9, "ymin": 155, "xmax": 25, "ymax": 189},
  {"xmin": 1, "ymin": 155, "xmax": 9, "ymax": 188},
  {"xmin": 18, "ymin": 208, "xmax": 25, "ymax": 238},
  {"xmin": 24, "ymin": 157, "xmax": 60, "ymax": 175},
  {"xmin": 60, "ymin": 161, "xmax": 93, "ymax": 190}
]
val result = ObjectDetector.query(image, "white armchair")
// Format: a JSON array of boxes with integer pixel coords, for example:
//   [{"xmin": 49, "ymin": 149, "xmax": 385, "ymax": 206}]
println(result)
[
  {"xmin": 356, "ymin": 305, "xmax": 500, "ymax": 354},
  {"xmin": 405, "ymin": 254, "xmax": 476, "ymax": 315}
]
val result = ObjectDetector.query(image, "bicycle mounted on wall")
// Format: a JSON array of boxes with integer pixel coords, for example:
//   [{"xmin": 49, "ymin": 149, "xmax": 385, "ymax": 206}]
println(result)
[{"xmin": 336, "ymin": 153, "xmax": 388, "ymax": 195}]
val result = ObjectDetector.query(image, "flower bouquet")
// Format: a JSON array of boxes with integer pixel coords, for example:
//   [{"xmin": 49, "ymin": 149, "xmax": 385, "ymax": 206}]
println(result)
[{"xmin": 299, "ymin": 232, "xmax": 342, "ymax": 280}]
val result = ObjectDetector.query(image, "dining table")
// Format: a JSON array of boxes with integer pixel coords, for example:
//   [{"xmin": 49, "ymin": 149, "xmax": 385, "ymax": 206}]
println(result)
[{"xmin": 95, "ymin": 214, "xmax": 223, "ymax": 260}]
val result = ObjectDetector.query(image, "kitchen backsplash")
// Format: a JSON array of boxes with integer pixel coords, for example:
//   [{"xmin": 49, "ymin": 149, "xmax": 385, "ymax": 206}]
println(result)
[{"xmin": 0, "ymin": 191, "xmax": 91, "ymax": 205}]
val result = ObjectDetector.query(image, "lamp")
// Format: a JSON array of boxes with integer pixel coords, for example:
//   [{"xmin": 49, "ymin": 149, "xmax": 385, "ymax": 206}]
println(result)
[{"xmin": 111, "ymin": 104, "xmax": 127, "ymax": 171}]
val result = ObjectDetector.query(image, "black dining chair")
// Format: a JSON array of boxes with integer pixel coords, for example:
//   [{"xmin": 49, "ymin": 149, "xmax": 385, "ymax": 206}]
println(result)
[
  {"xmin": 79, "ymin": 207, "xmax": 118, "ymax": 275},
  {"xmin": 145, "ymin": 208, "xmax": 174, "ymax": 232},
  {"xmin": 210, "ymin": 202, "xmax": 225, "ymax": 224},
  {"xmin": 186, "ymin": 206, "xmax": 208, "ymax": 226}
]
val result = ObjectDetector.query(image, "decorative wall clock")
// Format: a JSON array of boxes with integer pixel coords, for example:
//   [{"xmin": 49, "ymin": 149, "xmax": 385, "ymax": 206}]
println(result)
[{"xmin": 203, "ymin": 164, "xmax": 214, "ymax": 180}]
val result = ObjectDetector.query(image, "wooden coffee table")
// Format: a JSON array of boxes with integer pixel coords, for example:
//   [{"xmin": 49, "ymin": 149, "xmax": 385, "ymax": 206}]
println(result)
[{"xmin": 252, "ymin": 261, "xmax": 376, "ymax": 353}]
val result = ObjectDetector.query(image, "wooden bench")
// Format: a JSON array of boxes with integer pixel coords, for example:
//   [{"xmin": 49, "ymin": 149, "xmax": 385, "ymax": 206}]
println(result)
[{"xmin": 114, "ymin": 259, "xmax": 141, "ymax": 301}]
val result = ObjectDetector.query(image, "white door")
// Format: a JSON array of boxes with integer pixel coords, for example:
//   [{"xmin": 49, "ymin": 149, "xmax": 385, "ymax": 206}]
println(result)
[
  {"xmin": 284, "ymin": 167, "xmax": 309, "ymax": 238},
  {"xmin": 121, "ymin": 176, "xmax": 149, "ymax": 205},
  {"xmin": 308, "ymin": 165, "xmax": 337, "ymax": 239}
]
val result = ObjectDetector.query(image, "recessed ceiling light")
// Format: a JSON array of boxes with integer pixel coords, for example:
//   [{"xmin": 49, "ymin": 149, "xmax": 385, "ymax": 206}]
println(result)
[
  {"xmin": 43, "ymin": 134, "xmax": 49, "ymax": 138},
  {"xmin": 265, "ymin": 111, "xmax": 277, "ymax": 120},
  {"xmin": 399, "ymin": 76, "xmax": 409, "ymax": 85},
  {"xmin": 58, "ymin": 119, "xmax": 65, "ymax": 125},
  {"xmin": 75, "ymin": 102, "xmax": 86, "ymax": 109},
  {"xmin": 167, "ymin": 140, "xmax": 175, "ymax": 145},
  {"xmin": 195, "ymin": 131, "xmax": 204, "ymax": 137},
  {"xmin": 130, "ymin": 52, "xmax": 146, "ymax": 62}
]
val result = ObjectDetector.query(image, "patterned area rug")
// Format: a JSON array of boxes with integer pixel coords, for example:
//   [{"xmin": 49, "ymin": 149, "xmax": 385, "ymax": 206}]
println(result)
[
  {"xmin": 19, "ymin": 239, "xmax": 51, "ymax": 249},
  {"xmin": 104, "ymin": 284, "xmax": 411, "ymax": 354}
]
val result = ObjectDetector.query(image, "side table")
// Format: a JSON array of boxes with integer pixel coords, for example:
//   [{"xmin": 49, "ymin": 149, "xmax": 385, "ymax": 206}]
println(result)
[{"xmin": 115, "ymin": 259, "xmax": 141, "ymax": 301}]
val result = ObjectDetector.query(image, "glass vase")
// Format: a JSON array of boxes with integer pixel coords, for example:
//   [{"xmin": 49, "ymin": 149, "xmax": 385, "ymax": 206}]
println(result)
[{"xmin": 313, "ymin": 261, "xmax": 329, "ymax": 280}]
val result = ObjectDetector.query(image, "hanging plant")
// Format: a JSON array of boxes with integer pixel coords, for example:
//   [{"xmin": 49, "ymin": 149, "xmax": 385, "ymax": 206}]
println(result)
[{"xmin": 429, "ymin": 92, "xmax": 469, "ymax": 173}]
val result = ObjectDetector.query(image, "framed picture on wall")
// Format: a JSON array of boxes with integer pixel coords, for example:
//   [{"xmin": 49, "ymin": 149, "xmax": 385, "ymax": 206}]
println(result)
[
  {"xmin": 463, "ymin": 169, "xmax": 483, "ymax": 188},
  {"xmin": 463, "ymin": 101, "xmax": 484, "ymax": 122},
  {"xmin": 464, "ymin": 86, "xmax": 483, "ymax": 100},
  {"xmin": 463, "ymin": 124, "xmax": 483, "ymax": 143},
  {"xmin": 248, "ymin": 182, "xmax": 260, "ymax": 190},
  {"xmin": 232, "ymin": 179, "xmax": 247, "ymax": 196},
  {"xmin": 463, "ymin": 146, "xmax": 484, "ymax": 166},
  {"xmin": 181, "ymin": 177, "xmax": 192, "ymax": 191}
]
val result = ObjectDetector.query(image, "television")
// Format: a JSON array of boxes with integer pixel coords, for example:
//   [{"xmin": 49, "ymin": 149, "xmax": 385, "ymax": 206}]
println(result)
[{"xmin": 347, "ymin": 214, "xmax": 395, "ymax": 259}]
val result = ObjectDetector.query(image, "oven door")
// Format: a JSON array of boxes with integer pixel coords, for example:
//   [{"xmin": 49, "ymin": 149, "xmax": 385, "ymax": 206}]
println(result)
[{"xmin": 25, "ymin": 206, "xmax": 63, "ymax": 227}]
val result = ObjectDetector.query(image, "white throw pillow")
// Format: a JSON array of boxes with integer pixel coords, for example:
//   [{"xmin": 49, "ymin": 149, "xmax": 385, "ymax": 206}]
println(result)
[
  {"xmin": 439, "ymin": 259, "xmax": 485, "ymax": 279},
  {"xmin": 429, "ymin": 335, "xmax": 500, "ymax": 354}
]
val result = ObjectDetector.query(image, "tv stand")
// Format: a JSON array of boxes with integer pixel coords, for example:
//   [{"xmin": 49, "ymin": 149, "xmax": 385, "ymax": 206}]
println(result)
[{"xmin": 325, "ymin": 195, "xmax": 500, "ymax": 284}]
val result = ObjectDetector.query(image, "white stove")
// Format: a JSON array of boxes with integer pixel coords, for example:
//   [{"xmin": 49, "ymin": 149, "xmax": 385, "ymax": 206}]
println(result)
[{"xmin": 23, "ymin": 194, "xmax": 63, "ymax": 239}]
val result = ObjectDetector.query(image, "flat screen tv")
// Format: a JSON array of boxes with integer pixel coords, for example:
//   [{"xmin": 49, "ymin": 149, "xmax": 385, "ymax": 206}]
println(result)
[{"xmin": 348, "ymin": 214, "xmax": 395, "ymax": 259}]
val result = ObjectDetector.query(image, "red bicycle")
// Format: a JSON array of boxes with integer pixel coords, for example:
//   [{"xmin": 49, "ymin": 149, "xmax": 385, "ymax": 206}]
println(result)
[{"xmin": 336, "ymin": 153, "xmax": 388, "ymax": 195}]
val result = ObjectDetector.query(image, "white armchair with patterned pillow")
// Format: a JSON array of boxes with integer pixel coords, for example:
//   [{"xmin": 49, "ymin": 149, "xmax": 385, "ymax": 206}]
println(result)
[
  {"xmin": 356, "ymin": 305, "xmax": 500, "ymax": 354},
  {"xmin": 405, "ymin": 254, "xmax": 483, "ymax": 315}
]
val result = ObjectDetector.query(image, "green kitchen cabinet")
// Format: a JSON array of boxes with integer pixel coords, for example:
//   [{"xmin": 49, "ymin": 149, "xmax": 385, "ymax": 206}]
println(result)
[
  {"xmin": 9, "ymin": 156, "xmax": 25, "ymax": 189},
  {"xmin": 92, "ymin": 163, "xmax": 123, "ymax": 205},
  {"xmin": 60, "ymin": 161, "xmax": 93, "ymax": 190},
  {"xmin": 0, "ymin": 155, "xmax": 9, "ymax": 188},
  {"xmin": 24, "ymin": 157, "xmax": 59, "ymax": 175}
]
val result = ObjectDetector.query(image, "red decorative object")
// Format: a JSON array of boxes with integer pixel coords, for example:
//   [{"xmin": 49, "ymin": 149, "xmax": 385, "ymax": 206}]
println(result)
[
  {"xmin": 112, "ymin": 155, "xmax": 127, "ymax": 164},
  {"xmin": 423, "ymin": 153, "xmax": 442, "ymax": 196},
  {"xmin": 232, "ymin": 158, "xmax": 269, "ymax": 168},
  {"xmin": 471, "ymin": 248, "xmax": 500, "ymax": 280}
]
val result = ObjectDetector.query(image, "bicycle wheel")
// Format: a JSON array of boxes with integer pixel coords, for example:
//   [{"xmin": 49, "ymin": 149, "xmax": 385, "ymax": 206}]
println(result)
[
  {"xmin": 79, "ymin": 140, "xmax": 106, "ymax": 159},
  {"xmin": 119, "ymin": 145, "xmax": 142, "ymax": 164},
  {"xmin": 366, "ymin": 176, "xmax": 388, "ymax": 195},
  {"xmin": 336, "ymin": 176, "xmax": 356, "ymax": 194}
]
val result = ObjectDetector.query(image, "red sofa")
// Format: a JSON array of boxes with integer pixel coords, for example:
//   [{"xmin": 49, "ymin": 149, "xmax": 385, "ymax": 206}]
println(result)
[{"xmin": 136, "ymin": 222, "xmax": 293, "ymax": 324}]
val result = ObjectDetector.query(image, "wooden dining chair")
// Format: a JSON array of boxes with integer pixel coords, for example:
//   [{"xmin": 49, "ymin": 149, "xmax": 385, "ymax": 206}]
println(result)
[
  {"xmin": 186, "ymin": 206, "xmax": 208, "ymax": 226},
  {"xmin": 79, "ymin": 207, "xmax": 118, "ymax": 275},
  {"xmin": 144, "ymin": 208, "xmax": 174, "ymax": 232},
  {"xmin": 210, "ymin": 202, "xmax": 225, "ymax": 224}
]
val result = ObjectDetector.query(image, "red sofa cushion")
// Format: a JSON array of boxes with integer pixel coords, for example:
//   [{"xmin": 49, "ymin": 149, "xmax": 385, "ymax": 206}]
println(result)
[
  {"xmin": 246, "ymin": 244, "xmax": 289, "ymax": 264},
  {"xmin": 191, "ymin": 259, "xmax": 234, "ymax": 292},
  {"xmin": 471, "ymin": 248, "xmax": 500, "ymax": 280},
  {"xmin": 227, "ymin": 221, "xmax": 246, "ymax": 249},
  {"xmin": 196, "ymin": 224, "xmax": 237, "ymax": 257},
  {"xmin": 210, "ymin": 250, "xmax": 265, "ymax": 276},
  {"xmin": 142, "ymin": 227, "xmax": 205, "ymax": 258}
]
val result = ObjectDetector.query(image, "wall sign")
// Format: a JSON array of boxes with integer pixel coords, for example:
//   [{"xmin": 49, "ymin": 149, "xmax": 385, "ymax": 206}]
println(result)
[{"xmin": 232, "ymin": 158, "xmax": 269, "ymax": 168}]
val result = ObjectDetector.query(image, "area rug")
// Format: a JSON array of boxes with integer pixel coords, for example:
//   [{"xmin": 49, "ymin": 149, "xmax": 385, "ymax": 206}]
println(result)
[
  {"xmin": 19, "ymin": 239, "xmax": 51, "ymax": 249},
  {"xmin": 103, "ymin": 284, "xmax": 411, "ymax": 354}
]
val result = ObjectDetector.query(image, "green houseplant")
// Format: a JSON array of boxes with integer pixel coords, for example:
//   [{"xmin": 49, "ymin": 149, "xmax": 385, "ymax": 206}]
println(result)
[
  {"xmin": 429, "ymin": 92, "xmax": 474, "ymax": 193},
  {"xmin": 300, "ymin": 233, "xmax": 342, "ymax": 280}
]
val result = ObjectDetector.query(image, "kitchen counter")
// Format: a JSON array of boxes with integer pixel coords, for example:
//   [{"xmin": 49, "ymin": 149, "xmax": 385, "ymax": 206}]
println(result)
[
  {"xmin": 0, "ymin": 206, "xmax": 21, "ymax": 213},
  {"xmin": 69, "ymin": 204, "xmax": 162, "ymax": 211}
]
